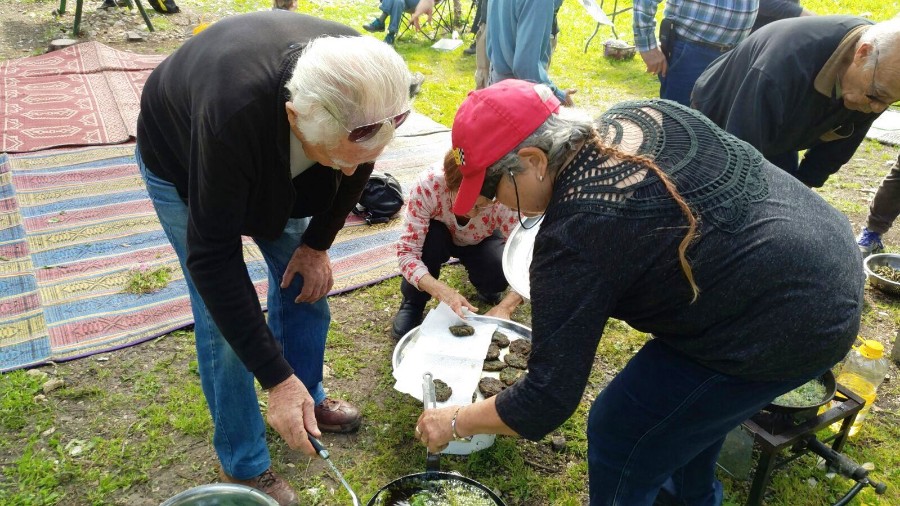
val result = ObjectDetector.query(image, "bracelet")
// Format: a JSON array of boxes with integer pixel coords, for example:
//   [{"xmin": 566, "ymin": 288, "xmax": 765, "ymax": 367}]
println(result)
[{"xmin": 451, "ymin": 406, "xmax": 473, "ymax": 442}]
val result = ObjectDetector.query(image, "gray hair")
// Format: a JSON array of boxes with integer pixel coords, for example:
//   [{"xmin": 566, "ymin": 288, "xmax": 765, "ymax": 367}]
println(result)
[
  {"xmin": 286, "ymin": 36, "xmax": 411, "ymax": 149},
  {"xmin": 484, "ymin": 112, "xmax": 595, "ymax": 192},
  {"xmin": 860, "ymin": 16, "xmax": 900, "ymax": 69}
]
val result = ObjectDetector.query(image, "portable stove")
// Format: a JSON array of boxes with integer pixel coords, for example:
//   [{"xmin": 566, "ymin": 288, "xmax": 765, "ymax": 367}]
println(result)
[{"xmin": 740, "ymin": 383, "xmax": 887, "ymax": 506}]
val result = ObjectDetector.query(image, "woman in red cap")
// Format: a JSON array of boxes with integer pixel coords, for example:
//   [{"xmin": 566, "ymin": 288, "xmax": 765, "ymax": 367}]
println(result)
[{"xmin": 414, "ymin": 79, "xmax": 863, "ymax": 505}]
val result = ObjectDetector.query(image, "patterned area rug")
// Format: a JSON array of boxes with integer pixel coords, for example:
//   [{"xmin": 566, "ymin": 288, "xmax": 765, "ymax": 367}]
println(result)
[
  {"xmin": 0, "ymin": 123, "xmax": 449, "ymax": 371},
  {"xmin": 0, "ymin": 42, "xmax": 165, "ymax": 153},
  {"xmin": 866, "ymin": 109, "xmax": 900, "ymax": 147}
]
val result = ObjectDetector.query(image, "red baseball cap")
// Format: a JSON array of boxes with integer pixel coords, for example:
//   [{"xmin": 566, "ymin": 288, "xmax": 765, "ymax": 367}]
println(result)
[{"xmin": 450, "ymin": 80, "xmax": 560, "ymax": 215}]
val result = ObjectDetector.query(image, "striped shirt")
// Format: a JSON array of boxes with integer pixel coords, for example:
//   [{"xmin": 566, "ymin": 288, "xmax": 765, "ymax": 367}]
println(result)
[{"xmin": 633, "ymin": 0, "xmax": 759, "ymax": 52}]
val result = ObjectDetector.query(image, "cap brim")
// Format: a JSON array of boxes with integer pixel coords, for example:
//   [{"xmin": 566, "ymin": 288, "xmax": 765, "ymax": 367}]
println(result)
[{"xmin": 452, "ymin": 167, "xmax": 485, "ymax": 215}]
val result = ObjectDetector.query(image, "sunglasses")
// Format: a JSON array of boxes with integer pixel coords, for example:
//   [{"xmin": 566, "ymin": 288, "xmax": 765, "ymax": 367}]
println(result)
[{"xmin": 330, "ymin": 109, "xmax": 411, "ymax": 143}]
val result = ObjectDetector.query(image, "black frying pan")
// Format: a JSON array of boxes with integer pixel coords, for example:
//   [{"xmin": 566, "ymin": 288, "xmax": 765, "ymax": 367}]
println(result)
[{"xmin": 312, "ymin": 373, "xmax": 506, "ymax": 506}]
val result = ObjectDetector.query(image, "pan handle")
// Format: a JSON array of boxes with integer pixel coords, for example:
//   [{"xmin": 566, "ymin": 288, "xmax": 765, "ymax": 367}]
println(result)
[{"xmin": 422, "ymin": 372, "xmax": 441, "ymax": 472}]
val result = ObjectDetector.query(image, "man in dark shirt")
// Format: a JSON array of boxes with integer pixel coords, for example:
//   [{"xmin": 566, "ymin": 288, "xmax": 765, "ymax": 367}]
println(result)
[
  {"xmin": 136, "ymin": 12, "xmax": 412, "ymax": 504},
  {"xmin": 693, "ymin": 15, "xmax": 900, "ymax": 188},
  {"xmin": 751, "ymin": 0, "xmax": 813, "ymax": 33}
]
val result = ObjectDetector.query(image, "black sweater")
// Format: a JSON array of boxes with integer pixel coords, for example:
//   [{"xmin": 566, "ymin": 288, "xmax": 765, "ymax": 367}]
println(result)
[
  {"xmin": 494, "ymin": 102, "xmax": 863, "ymax": 440},
  {"xmin": 692, "ymin": 15, "xmax": 876, "ymax": 188},
  {"xmin": 136, "ymin": 12, "xmax": 373, "ymax": 388}
]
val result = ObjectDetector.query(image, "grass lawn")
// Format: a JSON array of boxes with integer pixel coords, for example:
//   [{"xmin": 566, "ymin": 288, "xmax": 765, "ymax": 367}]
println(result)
[{"xmin": 1, "ymin": 0, "xmax": 899, "ymax": 505}]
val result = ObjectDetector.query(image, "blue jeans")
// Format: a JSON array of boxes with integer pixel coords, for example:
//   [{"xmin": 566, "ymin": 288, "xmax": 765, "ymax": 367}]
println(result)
[
  {"xmin": 587, "ymin": 338, "xmax": 822, "ymax": 505},
  {"xmin": 661, "ymin": 38, "xmax": 727, "ymax": 107},
  {"xmin": 381, "ymin": 0, "xmax": 420, "ymax": 33},
  {"xmin": 136, "ymin": 147, "xmax": 329, "ymax": 480}
]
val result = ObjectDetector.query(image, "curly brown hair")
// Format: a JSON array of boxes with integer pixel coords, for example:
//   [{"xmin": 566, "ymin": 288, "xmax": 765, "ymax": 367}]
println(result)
[{"xmin": 589, "ymin": 131, "xmax": 700, "ymax": 301}]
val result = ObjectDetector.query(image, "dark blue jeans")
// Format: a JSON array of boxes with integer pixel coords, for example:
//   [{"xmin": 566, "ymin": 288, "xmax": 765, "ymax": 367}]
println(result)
[
  {"xmin": 587, "ymin": 338, "xmax": 823, "ymax": 505},
  {"xmin": 661, "ymin": 38, "xmax": 727, "ymax": 107},
  {"xmin": 136, "ymin": 147, "xmax": 329, "ymax": 480},
  {"xmin": 380, "ymin": 0, "xmax": 420, "ymax": 33}
]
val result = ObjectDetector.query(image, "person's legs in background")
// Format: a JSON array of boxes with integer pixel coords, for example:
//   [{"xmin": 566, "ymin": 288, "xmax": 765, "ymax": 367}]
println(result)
[
  {"xmin": 463, "ymin": 0, "xmax": 485, "ymax": 55},
  {"xmin": 660, "ymin": 39, "xmax": 724, "ymax": 107},
  {"xmin": 586, "ymin": 339, "xmax": 815, "ymax": 505},
  {"xmin": 136, "ymin": 148, "xmax": 270, "ymax": 481},
  {"xmin": 392, "ymin": 220, "xmax": 455, "ymax": 339},
  {"xmin": 363, "ymin": 0, "xmax": 391, "ymax": 36},
  {"xmin": 859, "ymin": 154, "xmax": 900, "ymax": 255},
  {"xmin": 474, "ymin": 19, "xmax": 489, "ymax": 89},
  {"xmin": 452, "ymin": 230, "xmax": 507, "ymax": 304}
]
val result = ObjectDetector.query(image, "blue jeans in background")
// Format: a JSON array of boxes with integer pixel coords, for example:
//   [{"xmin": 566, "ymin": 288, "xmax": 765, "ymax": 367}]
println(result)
[
  {"xmin": 381, "ymin": 0, "xmax": 420, "ymax": 33},
  {"xmin": 136, "ymin": 146, "xmax": 329, "ymax": 480},
  {"xmin": 661, "ymin": 38, "xmax": 727, "ymax": 107},
  {"xmin": 587, "ymin": 338, "xmax": 822, "ymax": 505}
]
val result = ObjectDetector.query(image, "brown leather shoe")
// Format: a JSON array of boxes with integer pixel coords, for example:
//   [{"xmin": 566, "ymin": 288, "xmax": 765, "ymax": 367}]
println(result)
[
  {"xmin": 315, "ymin": 398, "xmax": 361, "ymax": 433},
  {"xmin": 218, "ymin": 467, "xmax": 298, "ymax": 506}
]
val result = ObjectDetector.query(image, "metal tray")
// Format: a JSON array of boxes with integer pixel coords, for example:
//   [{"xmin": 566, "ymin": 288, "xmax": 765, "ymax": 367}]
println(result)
[
  {"xmin": 392, "ymin": 315, "xmax": 532, "ymax": 455},
  {"xmin": 392, "ymin": 315, "xmax": 532, "ymax": 370},
  {"xmin": 501, "ymin": 216, "xmax": 542, "ymax": 300}
]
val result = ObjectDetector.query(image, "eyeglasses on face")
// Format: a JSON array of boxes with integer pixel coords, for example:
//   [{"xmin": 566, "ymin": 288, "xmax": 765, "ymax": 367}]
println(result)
[
  {"xmin": 327, "ymin": 108, "xmax": 411, "ymax": 143},
  {"xmin": 865, "ymin": 49, "xmax": 896, "ymax": 111}
]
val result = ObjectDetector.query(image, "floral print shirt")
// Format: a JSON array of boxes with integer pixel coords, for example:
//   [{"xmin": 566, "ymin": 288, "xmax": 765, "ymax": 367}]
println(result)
[{"xmin": 397, "ymin": 164, "xmax": 518, "ymax": 288}]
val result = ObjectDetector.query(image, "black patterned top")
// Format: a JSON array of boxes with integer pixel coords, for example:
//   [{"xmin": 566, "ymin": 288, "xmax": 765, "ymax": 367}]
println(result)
[{"xmin": 494, "ymin": 100, "xmax": 864, "ymax": 441}]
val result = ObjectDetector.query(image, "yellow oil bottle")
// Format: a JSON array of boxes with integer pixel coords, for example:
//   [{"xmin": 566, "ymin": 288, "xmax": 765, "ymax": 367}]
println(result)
[{"xmin": 830, "ymin": 339, "xmax": 888, "ymax": 436}]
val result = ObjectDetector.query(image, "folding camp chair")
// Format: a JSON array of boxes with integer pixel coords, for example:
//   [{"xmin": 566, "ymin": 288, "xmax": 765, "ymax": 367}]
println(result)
[
  {"xmin": 58, "ymin": 0, "xmax": 155, "ymax": 36},
  {"xmin": 399, "ymin": 0, "xmax": 475, "ymax": 42}
]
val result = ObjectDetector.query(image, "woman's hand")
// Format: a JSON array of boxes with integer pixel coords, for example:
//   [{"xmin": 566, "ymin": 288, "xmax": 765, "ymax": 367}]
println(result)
[
  {"xmin": 266, "ymin": 375, "xmax": 320, "ymax": 456},
  {"xmin": 484, "ymin": 291, "xmax": 525, "ymax": 319},
  {"xmin": 418, "ymin": 275, "xmax": 478, "ymax": 318},
  {"xmin": 435, "ymin": 284, "xmax": 478, "ymax": 317},
  {"xmin": 415, "ymin": 405, "xmax": 459, "ymax": 454}
]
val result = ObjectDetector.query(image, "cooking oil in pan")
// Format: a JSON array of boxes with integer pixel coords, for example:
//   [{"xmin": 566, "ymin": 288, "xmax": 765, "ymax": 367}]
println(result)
[{"xmin": 371, "ymin": 477, "xmax": 498, "ymax": 506}]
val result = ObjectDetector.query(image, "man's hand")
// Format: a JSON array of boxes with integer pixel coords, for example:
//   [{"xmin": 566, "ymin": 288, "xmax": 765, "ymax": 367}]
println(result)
[
  {"xmin": 410, "ymin": 0, "xmax": 435, "ymax": 32},
  {"xmin": 281, "ymin": 244, "xmax": 334, "ymax": 303},
  {"xmin": 562, "ymin": 88, "xmax": 577, "ymax": 107},
  {"xmin": 640, "ymin": 47, "xmax": 668, "ymax": 77},
  {"xmin": 266, "ymin": 375, "xmax": 320, "ymax": 455}
]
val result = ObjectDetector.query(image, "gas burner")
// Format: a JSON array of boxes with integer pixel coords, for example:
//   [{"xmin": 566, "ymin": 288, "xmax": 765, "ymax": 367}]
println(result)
[{"xmin": 738, "ymin": 384, "xmax": 886, "ymax": 506}]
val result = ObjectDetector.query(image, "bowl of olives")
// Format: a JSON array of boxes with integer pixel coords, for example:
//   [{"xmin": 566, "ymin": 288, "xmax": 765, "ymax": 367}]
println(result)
[{"xmin": 864, "ymin": 253, "xmax": 900, "ymax": 296}]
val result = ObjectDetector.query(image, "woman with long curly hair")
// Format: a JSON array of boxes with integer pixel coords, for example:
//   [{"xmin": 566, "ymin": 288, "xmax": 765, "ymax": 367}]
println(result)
[{"xmin": 414, "ymin": 80, "xmax": 863, "ymax": 505}]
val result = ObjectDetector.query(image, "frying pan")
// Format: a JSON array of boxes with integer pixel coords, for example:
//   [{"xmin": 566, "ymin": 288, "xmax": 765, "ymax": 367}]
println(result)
[
  {"xmin": 764, "ymin": 370, "xmax": 837, "ymax": 417},
  {"xmin": 311, "ymin": 373, "xmax": 506, "ymax": 505}
]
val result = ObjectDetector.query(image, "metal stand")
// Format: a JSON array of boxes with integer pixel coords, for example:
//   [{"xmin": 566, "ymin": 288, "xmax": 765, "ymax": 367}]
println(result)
[
  {"xmin": 740, "ymin": 385, "xmax": 864, "ymax": 506},
  {"xmin": 58, "ymin": 0, "xmax": 154, "ymax": 37},
  {"xmin": 584, "ymin": 0, "xmax": 633, "ymax": 53}
]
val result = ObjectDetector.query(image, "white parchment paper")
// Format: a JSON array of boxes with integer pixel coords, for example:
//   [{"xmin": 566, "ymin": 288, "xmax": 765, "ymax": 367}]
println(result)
[{"xmin": 393, "ymin": 303, "xmax": 495, "ymax": 405}]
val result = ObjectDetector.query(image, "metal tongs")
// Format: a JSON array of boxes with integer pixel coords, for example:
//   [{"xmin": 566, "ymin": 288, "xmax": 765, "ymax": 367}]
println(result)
[
  {"xmin": 422, "ymin": 372, "xmax": 441, "ymax": 472},
  {"xmin": 308, "ymin": 434, "xmax": 361, "ymax": 506}
]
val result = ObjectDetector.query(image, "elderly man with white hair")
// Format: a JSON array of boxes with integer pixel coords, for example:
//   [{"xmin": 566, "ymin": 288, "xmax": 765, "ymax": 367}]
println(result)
[
  {"xmin": 692, "ymin": 15, "xmax": 900, "ymax": 189},
  {"xmin": 136, "ymin": 11, "xmax": 412, "ymax": 505}
]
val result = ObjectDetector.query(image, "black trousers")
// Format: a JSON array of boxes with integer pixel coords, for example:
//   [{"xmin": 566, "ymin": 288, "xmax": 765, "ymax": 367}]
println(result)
[{"xmin": 401, "ymin": 220, "xmax": 508, "ymax": 304}]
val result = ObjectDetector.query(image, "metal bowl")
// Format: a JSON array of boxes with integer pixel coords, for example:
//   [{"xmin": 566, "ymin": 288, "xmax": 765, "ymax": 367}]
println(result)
[
  {"xmin": 864, "ymin": 253, "xmax": 900, "ymax": 296},
  {"xmin": 161, "ymin": 484, "xmax": 278, "ymax": 506},
  {"xmin": 502, "ymin": 216, "xmax": 543, "ymax": 300}
]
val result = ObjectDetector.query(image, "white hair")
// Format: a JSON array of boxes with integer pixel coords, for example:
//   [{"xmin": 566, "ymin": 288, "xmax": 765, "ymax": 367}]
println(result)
[
  {"xmin": 860, "ymin": 16, "xmax": 900, "ymax": 69},
  {"xmin": 286, "ymin": 36, "xmax": 412, "ymax": 149}
]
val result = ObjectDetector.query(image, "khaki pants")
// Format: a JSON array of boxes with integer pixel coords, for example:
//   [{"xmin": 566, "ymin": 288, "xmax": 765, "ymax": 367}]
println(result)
[{"xmin": 474, "ymin": 22, "xmax": 489, "ymax": 89}]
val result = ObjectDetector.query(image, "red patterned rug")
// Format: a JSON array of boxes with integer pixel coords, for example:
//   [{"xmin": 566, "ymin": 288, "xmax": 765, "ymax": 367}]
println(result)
[{"xmin": 1, "ymin": 41, "xmax": 165, "ymax": 153}]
